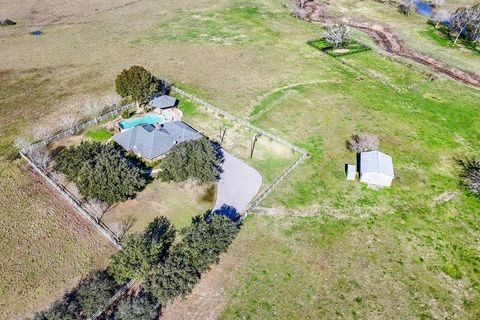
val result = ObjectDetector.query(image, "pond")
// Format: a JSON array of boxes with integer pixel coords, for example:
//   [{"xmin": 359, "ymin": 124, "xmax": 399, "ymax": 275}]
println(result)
[{"xmin": 416, "ymin": 1, "xmax": 433, "ymax": 18}]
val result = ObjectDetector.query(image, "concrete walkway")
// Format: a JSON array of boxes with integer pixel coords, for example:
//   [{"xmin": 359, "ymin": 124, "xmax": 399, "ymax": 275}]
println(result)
[{"xmin": 214, "ymin": 151, "xmax": 262, "ymax": 213}]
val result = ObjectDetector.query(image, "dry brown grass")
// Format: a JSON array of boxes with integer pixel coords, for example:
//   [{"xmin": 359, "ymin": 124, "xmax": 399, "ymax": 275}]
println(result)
[{"xmin": 0, "ymin": 162, "xmax": 115, "ymax": 319}]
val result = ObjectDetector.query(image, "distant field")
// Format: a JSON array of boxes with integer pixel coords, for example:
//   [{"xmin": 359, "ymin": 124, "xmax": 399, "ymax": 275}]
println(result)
[{"xmin": 0, "ymin": 0, "xmax": 479, "ymax": 318}]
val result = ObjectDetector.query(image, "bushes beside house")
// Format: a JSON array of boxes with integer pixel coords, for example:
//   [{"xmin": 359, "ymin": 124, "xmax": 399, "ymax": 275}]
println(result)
[{"xmin": 53, "ymin": 141, "xmax": 146, "ymax": 204}]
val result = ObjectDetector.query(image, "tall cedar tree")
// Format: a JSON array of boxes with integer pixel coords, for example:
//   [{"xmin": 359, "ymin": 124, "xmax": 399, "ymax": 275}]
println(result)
[
  {"xmin": 54, "ymin": 142, "xmax": 146, "ymax": 204},
  {"xmin": 115, "ymin": 291, "xmax": 158, "ymax": 320},
  {"xmin": 158, "ymin": 137, "xmax": 221, "ymax": 183},
  {"xmin": 115, "ymin": 66, "xmax": 159, "ymax": 104},
  {"xmin": 108, "ymin": 217, "xmax": 176, "ymax": 284},
  {"xmin": 145, "ymin": 213, "xmax": 239, "ymax": 305}
]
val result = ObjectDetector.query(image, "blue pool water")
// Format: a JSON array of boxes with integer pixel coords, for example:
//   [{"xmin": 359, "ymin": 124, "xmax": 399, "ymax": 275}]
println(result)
[
  {"xmin": 416, "ymin": 1, "xmax": 433, "ymax": 18},
  {"xmin": 31, "ymin": 30, "xmax": 43, "ymax": 36},
  {"xmin": 119, "ymin": 114, "xmax": 166, "ymax": 130}
]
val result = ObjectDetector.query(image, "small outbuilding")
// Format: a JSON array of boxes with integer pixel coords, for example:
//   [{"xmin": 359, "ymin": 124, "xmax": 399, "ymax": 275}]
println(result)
[
  {"xmin": 345, "ymin": 164, "xmax": 356, "ymax": 181},
  {"xmin": 149, "ymin": 95, "xmax": 179, "ymax": 110},
  {"xmin": 359, "ymin": 151, "xmax": 394, "ymax": 187}
]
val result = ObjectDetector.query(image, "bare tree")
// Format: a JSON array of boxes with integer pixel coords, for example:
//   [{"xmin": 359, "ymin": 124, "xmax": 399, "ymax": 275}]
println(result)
[
  {"xmin": 83, "ymin": 98, "xmax": 101, "ymax": 117},
  {"xmin": 457, "ymin": 157, "xmax": 480, "ymax": 197},
  {"xmin": 324, "ymin": 23, "xmax": 351, "ymax": 47},
  {"xmin": 14, "ymin": 136, "xmax": 30, "ymax": 152},
  {"xmin": 290, "ymin": 0, "xmax": 308, "ymax": 19},
  {"xmin": 347, "ymin": 133, "xmax": 380, "ymax": 153},
  {"xmin": 400, "ymin": 0, "xmax": 416, "ymax": 16},
  {"xmin": 433, "ymin": 0, "xmax": 444, "ymax": 8},
  {"xmin": 88, "ymin": 198, "xmax": 109, "ymax": 220},
  {"xmin": 110, "ymin": 215, "xmax": 137, "ymax": 240},
  {"xmin": 60, "ymin": 114, "xmax": 77, "ymax": 130},
  {"xmin": 450, "ymin": 4, "xmax": 480, "ymax": 44},
  {"xmin": 32, "ymin": 123, "xmax": 53, "ymax": 142},
  {"xmin": 29, "ymin": 146, "xmax": 51, "ymax": 169},
  {"xmin": 433, "ymin": 9, "xmax": 451, "ymax": 28}
]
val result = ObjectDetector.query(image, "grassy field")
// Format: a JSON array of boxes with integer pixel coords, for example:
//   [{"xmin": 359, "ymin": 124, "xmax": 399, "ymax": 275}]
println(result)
[{"xmin": 1, "ymin": 0, "xmax": 479, "ymax": 318}]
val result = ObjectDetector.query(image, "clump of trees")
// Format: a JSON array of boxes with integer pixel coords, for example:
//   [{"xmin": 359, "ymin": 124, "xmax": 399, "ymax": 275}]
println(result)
[
  {"xmin": 115, "ymin": 66, "xmax": 169, "ymax": 107},
  {"xmin": 457, "ymin": 157, "xmax": 480, "ymax": 198},
  {"xmin": 108, "ymin": 217, "xmax": 176, "ymax": 284},
  {"xmin": 158, "ymin": 138, "xmax": 222, "ymax": 184},
  {"xmin": 33, "ymin": 270, "xmax": 119, "ymax": 320},
  {"xmin": 347, "ymin": 133, "xmax": 379, "ymax": 153},
  {"xmin": 54, "ymin": 141, "xmax": 146, "ymax": 204},
  {"xmin": 324, "ymin": 23, "xmax": 351, "ymax": 47},
  {"xmin": 145, "ymin": 213, "xmax": 239, "ymax": 305}
]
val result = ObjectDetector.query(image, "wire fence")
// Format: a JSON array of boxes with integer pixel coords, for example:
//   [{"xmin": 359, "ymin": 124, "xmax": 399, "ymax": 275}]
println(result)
[
  {"xmin": 19, "ymin": 151, "xmax": 122, "ymax": 249},
  {"xmin": 22, "ymin": 102, "xmax": 134, "ymax": 154},
  {"xmin": 171, "ymin": 87, "xmax": 309, "ymax": 220},
  {"xmin": 19, "ymin": 88, "xmax": 309, "ymax": 319}
]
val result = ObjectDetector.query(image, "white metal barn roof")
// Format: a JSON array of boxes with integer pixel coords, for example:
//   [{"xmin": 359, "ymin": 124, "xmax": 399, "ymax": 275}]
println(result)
[{"xmin": 359, "ymin": 151, "xmax": 394, "ymax": 187}]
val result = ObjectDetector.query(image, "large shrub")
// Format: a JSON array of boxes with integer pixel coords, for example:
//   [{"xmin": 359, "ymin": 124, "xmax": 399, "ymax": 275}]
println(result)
[
  {"xmin": 158, "ymin": 138, "xmax": 222, "ymax": 184},
  {"xmin": 324, "ymin": 23, "xmax": 351, "ymax": 47},
  {"xmin": 145, "ymin": 213, "xmax": 239, "ymax": 305},
  {"xmin": 108, "ymin": 217, "xmax": 176, "ymax": 284},
  {"xmin": 115, "ymin": 291, "xmax": 158, "ymax": 320},
  {"xmin": 115, "ymin": 66, "xmax": 160, "ymax": 104},
  {"xmin": 347, "ymin": 133, "xmax": 379, "ymax": 153},
  {"xmin": 54, "ymin": 141, "xmax": 146, "ymax": 204},
  {"xmin": 457, "ymin": 157, "xmax": 480, "ymax": 197}
]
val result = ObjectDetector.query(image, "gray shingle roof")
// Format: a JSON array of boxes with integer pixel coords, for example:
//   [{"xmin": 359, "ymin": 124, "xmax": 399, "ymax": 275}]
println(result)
[
  {"xmin": 112, "ymin": 122, "xmax": 201, "ymax": 160},
  {"xmin": 359, "ymin": 151, "xmax": 394, "ymax": 177},
  {"xmin": 149, "ymin": 95, "xmax": 179, "ymax": 109}
]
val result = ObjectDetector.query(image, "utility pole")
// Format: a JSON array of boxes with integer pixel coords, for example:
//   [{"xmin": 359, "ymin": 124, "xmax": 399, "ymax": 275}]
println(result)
[{"xmin": 250, "ymin": 134, "xmax": 258, "ymax": 158}]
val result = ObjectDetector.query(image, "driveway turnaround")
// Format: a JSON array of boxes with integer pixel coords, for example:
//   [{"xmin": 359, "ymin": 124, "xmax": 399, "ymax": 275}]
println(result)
[{"xmin": 214, "ymin": 151, "xmax": 262, "ymax": 213}]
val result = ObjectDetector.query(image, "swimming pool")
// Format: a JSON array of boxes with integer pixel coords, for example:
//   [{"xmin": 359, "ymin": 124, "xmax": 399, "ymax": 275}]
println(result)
[{"xmin": 119, "ymin": 114, "xmax": 166, "ymax": 130}]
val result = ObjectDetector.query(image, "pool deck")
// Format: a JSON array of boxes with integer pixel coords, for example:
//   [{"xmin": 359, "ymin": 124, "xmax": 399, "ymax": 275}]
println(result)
[{"xmin": 118, "ymin": 108, "xmax": 183, "ymax": 132}]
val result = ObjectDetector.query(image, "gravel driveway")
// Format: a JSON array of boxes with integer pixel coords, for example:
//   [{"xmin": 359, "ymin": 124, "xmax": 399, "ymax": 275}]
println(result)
[{"xmin": 214, "ymin": 151, "xmax": 262, "ymax": 213}]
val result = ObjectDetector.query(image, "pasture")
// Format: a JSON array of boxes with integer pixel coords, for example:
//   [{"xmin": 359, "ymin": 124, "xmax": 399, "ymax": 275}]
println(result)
[{"xmin": 0, "ymin": 0, "xmax": 479, "ymax": 318}]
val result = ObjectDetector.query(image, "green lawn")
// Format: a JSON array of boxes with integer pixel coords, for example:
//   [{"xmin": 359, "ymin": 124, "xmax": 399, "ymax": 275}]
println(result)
[{"xmin": 84, "ymin": 127, "xmax": 113, "ymax": 142}]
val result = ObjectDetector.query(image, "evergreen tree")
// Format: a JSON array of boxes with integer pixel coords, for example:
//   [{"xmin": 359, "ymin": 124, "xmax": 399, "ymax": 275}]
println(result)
[
  {"xmin": 115, "ymin": 66, "xmax": 159, "ymax": 105},
  {"xmin": 158, "ymin": 138, "xmax": 221, "ymax": 183},
  {"xmin": 115, "ymin": 291, "xmax": 158, "ymax": 320},
  {"xmin": 108, "ymin": 217, "xmax": 176, "ymax": 284}
]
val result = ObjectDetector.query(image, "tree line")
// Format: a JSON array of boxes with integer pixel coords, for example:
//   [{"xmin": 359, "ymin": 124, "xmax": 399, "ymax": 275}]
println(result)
[{"xmin": 33, "ymin": 210, "xmax": 240, "ymax": 320}]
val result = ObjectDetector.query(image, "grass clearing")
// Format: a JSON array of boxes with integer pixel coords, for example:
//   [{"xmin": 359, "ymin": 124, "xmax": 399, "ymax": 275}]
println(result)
[{"xmin": 85, "ymin": 127, "xmax": 113, "ymax": 142}]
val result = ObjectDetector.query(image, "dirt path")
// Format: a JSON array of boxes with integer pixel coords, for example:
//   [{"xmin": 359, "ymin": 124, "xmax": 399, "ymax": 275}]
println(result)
[{"xmin": 299, "ymin": 0, "xmax": 480, "ymax": 89}]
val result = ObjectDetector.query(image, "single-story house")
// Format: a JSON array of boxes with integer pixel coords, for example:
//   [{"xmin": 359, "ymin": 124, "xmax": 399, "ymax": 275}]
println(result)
[
  {"xmin": 149, "ymin": 95, "xmax": 179, "ymax": 110},
  {"xmin": 112, "ymin": 121, "xmax": 201, "ymax": 161},
  {"xmin": 359, "ymin": 151, "xmax": 394, "ymax": 187}
]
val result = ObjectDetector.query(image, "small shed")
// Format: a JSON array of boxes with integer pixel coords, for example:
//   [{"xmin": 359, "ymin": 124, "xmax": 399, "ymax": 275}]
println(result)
[
  {"xmin": 345, "ymin": 164, "xmax": 356, "ymax": 181},
  {"xmin": 359, "ymin": 151, "xmax": 394, "ymax": 187},
  {"xmin": 149, "ymin": 95, "xmax": 179, "ymax": 109}
]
